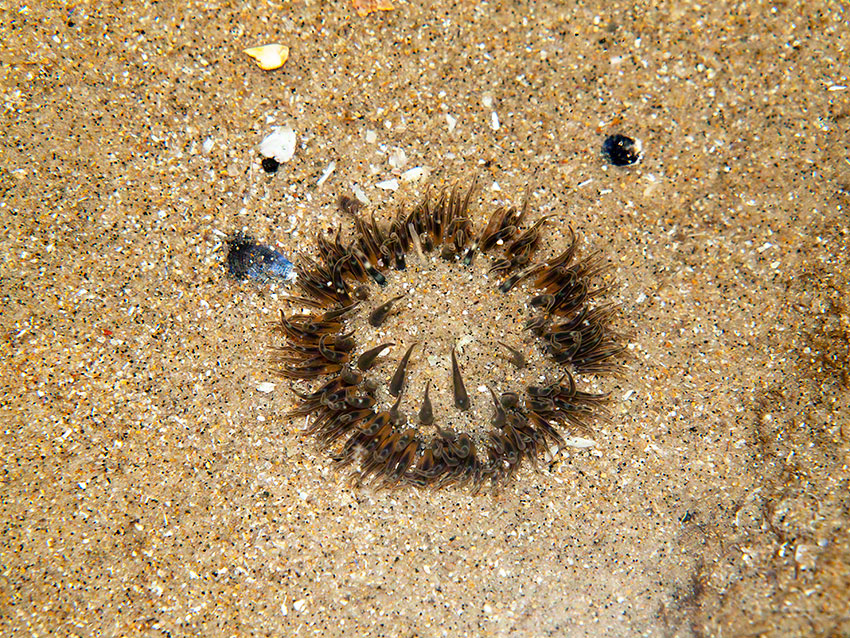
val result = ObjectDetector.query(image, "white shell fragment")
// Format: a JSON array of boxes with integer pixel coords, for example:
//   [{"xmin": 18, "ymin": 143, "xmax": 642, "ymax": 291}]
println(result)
[
  {"xmin": 456, "ymin": 335, "xmax": 475, "ymax": 352},
  {"xmin": 376, "ymin": 178, "xmax": 399, "ymax": 191},
  {"xmin": 794, "ymin": 544, "xmax": 818, "ymax": 571},
  {"xmin": 400, "ymin": 166, "xmax": 429, "ymax": 183},
  {"xmin": 388, "ymin": 148, "xmax": 407, "ymax": 169},
  {"xmin": 351, "ymin": 185, "xmax": 370, "ymax": 205},
  {"xmin": 259, "ymin": 126, "xmax": 296, "ymax": 163},
  {"xmin": 256, "ymin": 382, "xmax": 276, "ymax": 393},
  {"xmin": 563, "ymin": 437, "xmax": 596, "ymax": 448},
  {"xmin": 317, "ymin": 161, "xmax": 336, "ymax": 187},
  {"xmin": 243, "ymin": 44, "xmax": 289, "ymax": 70},
  {"xmin": 446, "ymin": 113, "xmax": 457, "ymax": 132}
]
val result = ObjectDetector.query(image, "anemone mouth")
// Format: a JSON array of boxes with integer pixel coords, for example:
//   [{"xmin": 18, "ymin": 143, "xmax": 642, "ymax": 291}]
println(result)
[{"xmin": 273, "ymin": 182, "xmax": 624, "ymax": 492}]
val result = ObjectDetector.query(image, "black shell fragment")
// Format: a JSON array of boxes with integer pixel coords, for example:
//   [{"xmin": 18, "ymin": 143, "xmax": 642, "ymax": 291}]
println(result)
[{"xmin": 602, "ymin": 134, "xmax": 642, "ymax": 166}]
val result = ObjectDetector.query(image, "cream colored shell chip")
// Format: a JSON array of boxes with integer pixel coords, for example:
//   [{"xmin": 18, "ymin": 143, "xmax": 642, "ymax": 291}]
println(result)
[{"xmin": 243, "ymin": 44, "xmax": 289, "ymax": 70}]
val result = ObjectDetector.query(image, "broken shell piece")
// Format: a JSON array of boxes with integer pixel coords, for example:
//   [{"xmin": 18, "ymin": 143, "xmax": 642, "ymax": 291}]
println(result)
[
  {"xmin": 563, "ymin": 437, "xmax": 595, "ymax": 448},
  {"xmin": 317, "ymin": 161, "xmax": 336, "ymax": 187},
  {"xmin": 259, "ymin": 126, "xmax": 296, "ymax": 163},
  {"xmin": 400, "ymin": 167, "xmax": 430, "ymax": 183},
  {"xmin": 227, "ymin": 234, "xmax": 295, "ymax": 282},
  {"xmin": 243, "ymin": 44, "xmax": 289, "ymax": 70},
  {"xmin": 376, "ymin": 178, "xmax": 399, "ymax": 191},
  {"xmin": 388, "ymin": 148, "xmax": 407, "ymax": 169},
  {"xmin": 352, "ymin": 0, "xmax": 394, "ymax": 17},
  {"xmin": 602, "ymin": 134, "xmax": 642, "ymax": 166},
  {"xmin": 352, "ymin": 185, "xmax": 370, "ymax": 205}
]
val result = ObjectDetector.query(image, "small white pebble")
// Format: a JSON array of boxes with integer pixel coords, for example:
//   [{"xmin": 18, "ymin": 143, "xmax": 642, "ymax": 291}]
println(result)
[
  {"xmin": 477, "ymin": 385, "xmax": 488, "ymax": 393},
  {"xmin": 482, "ymin": 93, "xmax": 494, "ymax": 109},
  {"xmin": 483, "ymin": 604, "xmax": 493, "ymax": 615},
  {"xmin": 446, "ymin": 113, "xmax": 457, "ymax": 132},
  {"xmin": 293, "ymin": 599, "xmax": 307, "ymax": 612},
  {"xmin": 490, "ymin": 111, "xmax": 500, "ymax": 131},
  {"xmin": 257, "ymin": 382, "xmax": 276, "ymax": 393},
  {"xmin": 365, "ymin": 129, "xmax": 378, "ymax": 144},
  {"xmin": 202, "ymin": 137, "xmax": 215, "ymax": 153}
]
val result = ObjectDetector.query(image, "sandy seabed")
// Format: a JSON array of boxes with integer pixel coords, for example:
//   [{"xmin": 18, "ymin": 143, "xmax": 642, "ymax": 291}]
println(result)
[{"xmin": 1, "ymin": 1, "xmax": 848, "ymax": 636}]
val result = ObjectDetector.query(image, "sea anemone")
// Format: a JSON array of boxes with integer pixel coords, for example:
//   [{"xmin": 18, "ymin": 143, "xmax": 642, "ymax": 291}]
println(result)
[{"xmin": 273, "ymin": 182, "xmax": 623, "ymax": 492}]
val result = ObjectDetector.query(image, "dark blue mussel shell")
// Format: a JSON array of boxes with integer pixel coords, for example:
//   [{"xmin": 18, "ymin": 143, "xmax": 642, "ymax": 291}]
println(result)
[{"xmin": 227, "ymin": 234, "xmax": 294, "ymax": 283}]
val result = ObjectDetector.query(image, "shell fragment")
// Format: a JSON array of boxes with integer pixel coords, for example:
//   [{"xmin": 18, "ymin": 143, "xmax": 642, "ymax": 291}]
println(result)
[
  {"xmin": 259, "ymin": 127, "xmax": 296, "ymax": 163},
  {"xmin": 401, "ymin": 166, "xmax": 430, "ymax": 183},
  {"xmin": 376, "ymin": 178, "xmax": 399, "ymax": 191},
  {"xmin": 243, "ymin": 44, "xmax": 289, "ymax": 70}
]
